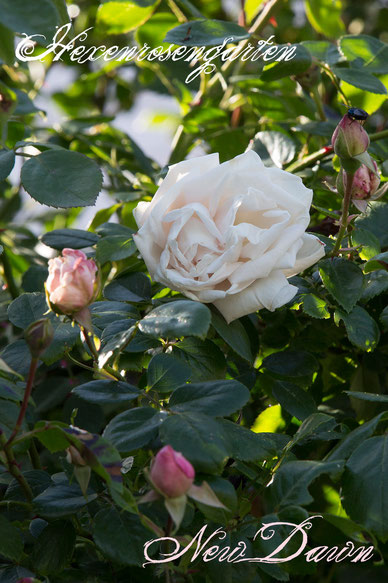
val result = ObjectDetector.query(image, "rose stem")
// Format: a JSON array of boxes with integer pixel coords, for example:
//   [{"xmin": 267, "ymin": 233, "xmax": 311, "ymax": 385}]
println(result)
[
  {"xmin": 81, "ymin": 327, "xmax": 126, "ymax": 381},
  {"xmin": 6, "ymin": 357, "xmax": 38, "ymax": 447},
  {"xmin": 330, "ymin": 172, "xmax": 355, "ymax": 257},
  {"xmin": 0, "ymin": 431, "xmax": 33, "ymax": 501}
]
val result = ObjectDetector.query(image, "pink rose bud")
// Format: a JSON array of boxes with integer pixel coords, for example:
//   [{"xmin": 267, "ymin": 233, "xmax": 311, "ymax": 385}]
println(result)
[
  {"xmin": 351, "ymin": 160, "xmax": 380, "ymax": 200},
  {"xmin": 150, "ymin": 445, "xmax": 195, "ymax": 498},
  {"xmin": 46, "ymin": 248, "xmax": 98, "ymax": 316},
  {"xmin": 331, "ymin": 113, "xmax": 370, "ymax": 159},
  {"xmin": 25, "ymin": 318, "xmax": 54, "ymax": 358}
]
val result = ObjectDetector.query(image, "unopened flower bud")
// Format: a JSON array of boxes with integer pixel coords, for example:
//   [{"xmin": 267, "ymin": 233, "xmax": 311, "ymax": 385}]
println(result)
[
  {"xmin": 46, "ymin": 248, "xmax": 99, "ymax": 316},
  {"xmin": 150, "ymin": 445, "xmax": 195, "ymax": 498},
  {"xmin": 25, "ymin": 318, "xmax": 54, "ymax": 358},
  {"xmin": 66, "ymin": 444, "xmax": 87, "ymax": 467},
  {"xmin": 351, "ymin": 160, "xmax": 380, "ymax": 200},
  {"xmin": 331, "ymin": 114, "xmax": 370, "ymax": 159}
]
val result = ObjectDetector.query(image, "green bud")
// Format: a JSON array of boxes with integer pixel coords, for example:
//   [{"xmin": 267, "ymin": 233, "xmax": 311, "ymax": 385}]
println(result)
[{"xmin": 24, "ymin": 318, "xmax": 54, "ymax": 358}]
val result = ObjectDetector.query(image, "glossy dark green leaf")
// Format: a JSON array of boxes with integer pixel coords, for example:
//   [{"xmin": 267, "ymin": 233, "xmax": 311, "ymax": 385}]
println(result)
[
  {"xmin": 103, "ymin": 407, "xmax": 167, "ymax": 452},
  {"xmin": 147, "ymin": 353, "xmax": 191, "ymax": 393},
  {"xmin": 343, "ymin": 435, "xmax": 388, "ymax": 540},
  {"xmin": 262, "ymin": 349, "xmax": 319, "ymax": 379},
  {"xmin": 160, "ymin": 412, "xmax": 229, "ymax": 473},
  {"xmin": 96, "ymin": 235, "xmax": 137, "ymax": 264},
  {"xmin": 0, "ymin": 149, "xmax": 15, "ymax": 181},
  {"xmin": 218, "ymin": 419, "xmax": 290, "ymax": 462},
  {"xmin": 172, "ymin": 338, "xmax": 227, "ymax": 381},
  {"xmin": 335, "ymin": 306, "xmax": 380, "ymax": 351},
  {"xmin": 355, "ymin": 202, "xmax": 388, "ymax": 246},
  {"xmin": 272, "ymin": 460, "xmax": 344, "ymax": 507},
  {"xmin": 21, "ymin": 150, "xmax": 103, "ymax": 208},
  {"xmin": 33, "ymin": 482, "xmax": 98, "ymax": 518},
  {"xmin": 72, "ymin": 380, "xmax": 141, "ymax": 404},
  {"xmin": 32, "ymin": 521, "xmax": 75, "ymax": 575},
  {"xmin": 211, "ymin": 310, "xmax": 253, "ymax": 362},
  {"xmin": 139, "ymin": 300, "xmax": 211, "ymax": 339},
  {"xmin": 93, "ymin": 507, "xmax": 150, "ymax": 566},
  {"xmin": 271, "ymin": 380, "xmax": 317, "ymax": 420},
  {"xmin": 319, "ymin": 257, "xmax": 364, "ymax": 312},
  {"xmin": 40, "ymin": 228, "xmax": 99, "ymax": 250},
  {"xmin": 0, "ymin": 0, "xmax": 60, "ymax": 40},
  {"xmin": 104, "ymin": 272, "xmax": 151, "ymax": 302},
  {"xmin": 0, "ymin": 515, "xmax": 23, "ymax": 561},
  {"xmin": 169, "ymin": 379, "xmax": 250, "ymax": 416}
]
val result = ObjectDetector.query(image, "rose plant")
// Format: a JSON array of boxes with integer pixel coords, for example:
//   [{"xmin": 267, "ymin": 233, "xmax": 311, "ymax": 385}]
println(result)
[{"xmin": 0, "ymin": 2, "xmax": 388, "ymax": 583}]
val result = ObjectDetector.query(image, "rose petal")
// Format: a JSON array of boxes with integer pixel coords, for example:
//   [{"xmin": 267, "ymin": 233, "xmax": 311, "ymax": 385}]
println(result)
[
  {"xmin": 282, "ymin": 233, "xmax": 325, "ymax": 277},
  {"xmin": 214, "ymin": 270, "xmax": 298, "ymax": 323}
]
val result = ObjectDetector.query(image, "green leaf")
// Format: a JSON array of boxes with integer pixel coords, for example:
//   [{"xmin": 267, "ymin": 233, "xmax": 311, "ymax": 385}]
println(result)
[
  {"xmin": 271, "ymin": 380, "xmax": 317, "ymax": 421},
  {"xmin": 290, "ymin": 412, "xmax": 339, "ymax": 447},
  {"xmin": 272, "ymin": 460, "xmax": 344, "ymax": 507},
  {"xmin": 103, "ymin": 407, "xmax": 167, "ymax": 453},
  {"xmin": 40, "ymin": 228, "xmax": 99, "ymax": 250},
  {"xmin": 335, "ymin": 306, "xmax": 380, "ymax": 351},
  {"xmin": 139, "ymin": 300, "xmax": 211, "ymax": 339},
  {"xmin": 248, "ymin": 131, "xmax": 296, "ymax": 168},
  {"xmin": 159, "ymin": 412, "xmax": 228, "ymax": 473},
  {"xmin": 344, "ymin": 391, "xmax": 388, "ymax": 402},
  {"xmin": 343, "ymin": 435, "xmax": 388, "ymax": 541},
  {"xmin": 103, "ymin": 272, "xmax": 151, "ymax": 302},
  {"xmin": 169, "ymin": 379, "xmax": 250, "ymax": 417},
  {"xmin": 33, "ymin": 482, "xmax": 98, "ymax": 518},
  {"xmin": 261, "ymin": 44, "xmax": 312, "ymax": 81},
  {"xmin": 305, "ymin": 0, "xmax": 345, "ymax": 38},
  {"xmin": 0, "ymin": 515, "xmax": 23, "ymax": 561},
  {"xmin": 262, "ymin": 349, "xmax": 319, "ymax": 379},
  {"xmin": 147, "ymin": 353, "xmax": 191, "ymax": 393},
  {"xmin": 332, "ymin": 66, "xmax": 387, "ymax": 94},
  {"xmin": 21, "ymin": 150, "xmax": 103, "ymax": 208},
  {"xmin": 96, "ymin": 1, "xmax": 160, "ymax": 34},
  {"xmin": 0, "ymin": 149, "xmax": 15, "ymax": 181},
  {"xmin": 218, "ymin": 419, "xmax": 289, "ymax": 462},
  {"xmin": 93, "ymin": 507, "xmax": 150, "ymax": 566},
  {"xmin": 362, "ymin": 270, "xmax": 388, "ymax": 301},
  {"xmin": 356, "ymin": 202, "xmax": 388, "ymax": 246},
  {"xmin": 172, "ymin": 338, "xmax": 227, "ymax": 381},
  {"xmin": 302, "ymin": 294, "xmax": 330, "ymax": 319},
  {"xmin": 96, "ymin": 235, "xmax": 137, "ymax": 264},
  {"xmin": 326, "ymin": 411, "xmax": 388, "ymax": 461},
  {"xmin": 72, "ymin": 380, "xmax": 141, "ymax": 405},
  {"xmin": 7, "ymin": 293, "xmax": 79, "ymax": 364},
  {"xmin": 211, "ymin": 311, "xmax": 253, "ymax": 362},
  {"xmin": 363, "ymin": 251, "xmax": 388, "ymax": 273},
  {"xmin": 340, "ymin": 35, "xmax": 388, "ymax": 74},
  {"xmin": 164, "ymin": 19, "xmax": 250, "ymax": 47},
  {"xmin": 302, "ymin": 40, "xmax": 341, "ymax": 64},
  {"xmin": 381, "ymin": 305, "xmax": 388, "ymax": 329},
  {"xmin": 319, "ymin": 257, "xmax": 364, "ymax": 312},
  {"xmin": 0, "ymin": 0, "xmax": 60, "ymax": 40},
  {"xmin": 352, "ymin": 227, "xmax": 381, "ymax": 260},
  {"xmin": 91, "ymin": 300, "xmax": 139, "ymax": 329},
  {"xmin": 32, "ymin": 521, "xmax": 75, "ymax": 575}
]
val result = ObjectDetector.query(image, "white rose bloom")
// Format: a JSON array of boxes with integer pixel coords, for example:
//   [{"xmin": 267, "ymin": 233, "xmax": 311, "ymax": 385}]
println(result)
[{"xmin": 133, "ymin": 151, "xmax": 325, "ymax": 323}]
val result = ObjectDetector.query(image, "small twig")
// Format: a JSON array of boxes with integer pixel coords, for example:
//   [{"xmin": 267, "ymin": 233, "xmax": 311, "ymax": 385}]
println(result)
[{"xmin": 0, "ymin": 432, "xmax": 33, "ymax": 501}]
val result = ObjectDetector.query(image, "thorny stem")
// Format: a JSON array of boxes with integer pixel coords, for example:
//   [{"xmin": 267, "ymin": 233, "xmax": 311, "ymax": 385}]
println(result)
[
  {"xmin": 7, "ymin": 357, "xmax": 38, "ymax": 447},
  {"xmin": 330, "ymin": 172, "xmax": 355, "ymax": 256}
]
